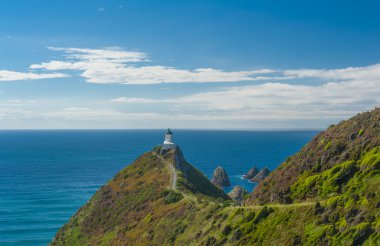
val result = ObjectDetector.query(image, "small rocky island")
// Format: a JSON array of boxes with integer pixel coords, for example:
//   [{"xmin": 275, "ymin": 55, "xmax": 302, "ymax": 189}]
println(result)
[
  {"xmin": 228, "ymin": 185, "xmax": 248, "ymax": 203},
  {"xmin": 211, "ymin": 166, "xmax": 230, "ymax": 187},
  {"xmin": 249, "ymin": 167, "xmax": 270, "ymax": 182},
  {"xmin": 242, "ymin": 166, "xmax": 259, "ymax": 179},
  {"xmin": 242, "ymin": 166, "xmax": 270, "ymax": 182}
]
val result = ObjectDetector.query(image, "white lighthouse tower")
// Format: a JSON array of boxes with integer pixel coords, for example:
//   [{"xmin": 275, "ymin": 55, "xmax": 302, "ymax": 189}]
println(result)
[{"xmin": 162, "ymin": 128, "xmax": 176, "ymax": 150}]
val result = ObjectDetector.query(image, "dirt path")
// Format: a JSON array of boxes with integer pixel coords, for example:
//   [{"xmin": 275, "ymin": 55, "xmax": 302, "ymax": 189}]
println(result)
[
  {"xmin": 153, "ymin": 152, "xmax": 177, "ymax": 190},
  {"xmin": 237, "ymin": 200, "xmax": 323, "ymax": 210}
]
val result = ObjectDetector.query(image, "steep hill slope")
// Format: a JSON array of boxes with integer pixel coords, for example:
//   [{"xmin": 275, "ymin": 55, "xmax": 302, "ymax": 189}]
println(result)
[
  {"xmin": 247, "ymin": 107, "xmax": 380, "ymax": 205},
  {"xmin": 51, "ymin": 108, "xmax": 380, "ymax": 245},
  {"xmin": 50, "ymin": 146, "xmax": 230, "ymax": 245}
]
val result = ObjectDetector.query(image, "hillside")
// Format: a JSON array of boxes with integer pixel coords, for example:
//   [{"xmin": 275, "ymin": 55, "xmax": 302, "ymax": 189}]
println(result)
[
  {"xmin": 51, "ymin": 108, "xmax": 380, "ymax": 245},
  {"xmin": 50, "ymin": 146, "xmax": 230, "ymax": 245},
  {"xmin": 247, "ymin": 107, "xmax": 380, "ymax": 205}
]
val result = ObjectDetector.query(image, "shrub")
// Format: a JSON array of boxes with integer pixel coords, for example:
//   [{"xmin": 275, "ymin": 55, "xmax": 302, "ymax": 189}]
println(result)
[
  {"xmin": 222, "ymin": 225, "xmax": 232, "ymax": 236},
  {"xmin": 253, "ymin": 206, "xmax": 273, "ymax": 224},
  {"xmin": 324, "ymin": 141, "xmax": 332, "ymax": 151},
  {"xmin": 160, "ymin": 189, "xmax": 171, "ymax": 198},
  {"xmin": 164, "ymin": 190, "xmax": 184, "ymax": 204}
]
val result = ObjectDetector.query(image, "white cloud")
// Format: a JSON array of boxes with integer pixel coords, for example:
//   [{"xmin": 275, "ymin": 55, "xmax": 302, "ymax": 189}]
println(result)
[
  {"xmin": 0, "ymin": 70, "xmax": 68, "ymax": 81},
  {"xmin": 284, "ymin": 63, "xmax": 380, "ymax": 81},
  {"xmin": 2, "ymin": 45, "xmax": 380, "ymax": 128},
  {"xmin": 175, "ymin": 80, "xmax": 380, "ymax": 112},
  {"xmin": 109, "ymin": 76, "xmax": 380, "ymax": 121},
  {"xmin": 110, "ymin": 97, "xmax": 165, "ymax": 103},
  {"xmin": 30, "ymin": 47, "xmax": 275, "ymax": 84}
]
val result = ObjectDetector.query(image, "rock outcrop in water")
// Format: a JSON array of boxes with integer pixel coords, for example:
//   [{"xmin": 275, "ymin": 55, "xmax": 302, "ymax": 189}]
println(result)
[
  {"xmin": 211, "ymin": 166, "xmax": 230, "ymax": 187},
  {"xmin": 228, "ymin": 186, "xmax": 248, "ymax": 203},
  {"xmin": 249, "ymin": 167, "xmax": 270, "ymax": 182},
  {"xmin": 242, "ymin": 166, "xmax": 259, "ymax": 179}
]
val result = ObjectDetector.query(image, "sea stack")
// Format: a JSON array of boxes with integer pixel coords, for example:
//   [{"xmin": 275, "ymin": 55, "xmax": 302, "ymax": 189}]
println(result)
[
  {"xmin": 211, "ymin": 166, "xmax": 230, "ymax": 187},
  {"xmin": 228, "ymin": 186, "xmax": 248, "ymax": 203},
  {"xmin": 242, "ymin": 166, "xmax": 259, "ymax": 179},
  {"xmin": 250, "ymin": 167, "xmax": 270, "ymax": 182}
]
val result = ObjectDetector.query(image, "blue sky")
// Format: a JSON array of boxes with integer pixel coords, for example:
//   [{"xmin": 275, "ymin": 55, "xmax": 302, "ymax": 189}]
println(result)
[{"xmin": 0, "ymin": 0, "xmax": 380, "ymax": 129}]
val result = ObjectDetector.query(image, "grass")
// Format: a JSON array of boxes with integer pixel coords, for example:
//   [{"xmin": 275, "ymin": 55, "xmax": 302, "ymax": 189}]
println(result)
[{"xmin": 50, "ymin": 128, "xmax": 380, "ymax": 246}]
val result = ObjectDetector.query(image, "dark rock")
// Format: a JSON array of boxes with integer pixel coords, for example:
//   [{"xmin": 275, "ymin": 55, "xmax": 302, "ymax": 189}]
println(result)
[
  {"xmin": 242, "ymin": 166, "xmax": 259, "ymax": 179},
  {"xmin": 211, "ymin": 166, "xmax": 230, "ymax": 187},
  {"xmin": 250, "ymin": 167, "xmax": 270, "ymax": 182},
  {"xmin": 228, "ymin": 186, "xmax": 248, "ymax": 203}
]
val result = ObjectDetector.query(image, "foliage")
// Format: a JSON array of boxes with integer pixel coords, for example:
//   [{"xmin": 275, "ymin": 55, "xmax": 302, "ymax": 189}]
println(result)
[
  {"xmin": 51, "ymin": 108, "xmax": 380, "ymax": 245},
  {"xmin": 164, "ymin": 190, "xmax": 184, "ymax": 204},
  {"xmin": 324, "ymin": 141, "xmax": 332, "ymax": 151}
]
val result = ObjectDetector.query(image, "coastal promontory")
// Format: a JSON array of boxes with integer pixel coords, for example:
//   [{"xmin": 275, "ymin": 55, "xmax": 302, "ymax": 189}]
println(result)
[{"xmin": 51, "ymin": 108, "xmax": 380, "ymax": 245}]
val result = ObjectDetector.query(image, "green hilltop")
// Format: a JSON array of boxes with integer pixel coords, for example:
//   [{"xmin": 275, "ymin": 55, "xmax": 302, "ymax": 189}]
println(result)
[{"xmin": 51, "ymin": 108, "xmax": 380, "ymax": 245}]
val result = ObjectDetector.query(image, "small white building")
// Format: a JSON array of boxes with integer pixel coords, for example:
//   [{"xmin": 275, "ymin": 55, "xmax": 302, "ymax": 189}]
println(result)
[{"xmin": 162, "ymin": 128, "xmax": 176, "ymax": 150}]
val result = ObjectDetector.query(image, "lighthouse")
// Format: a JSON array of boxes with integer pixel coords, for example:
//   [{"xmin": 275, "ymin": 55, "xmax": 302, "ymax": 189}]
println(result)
[{"xmin": 162, "ymin": 128, "xmax": 176, "ymax": 150}]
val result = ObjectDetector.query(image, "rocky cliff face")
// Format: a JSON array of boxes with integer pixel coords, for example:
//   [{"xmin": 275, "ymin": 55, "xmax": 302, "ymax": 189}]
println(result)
[
  {"xmin": 249, "ymin": 167, "xmax": 270, "ymax": 182},
  {"xmin": 242, "ymin": 166, "xmax": 259, "ymax": 179},
  {"xmin": 160, "ymin": 147, "xmax": 229, "ymax": 199},
  {"xmin": 211, "ymin": 166, "xmax": 230, "ymax": 187}
]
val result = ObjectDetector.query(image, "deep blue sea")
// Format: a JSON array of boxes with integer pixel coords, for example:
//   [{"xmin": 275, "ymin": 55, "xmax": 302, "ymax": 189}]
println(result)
[{"xmin": 0, "ymin": 130, "xmax": 318, "ymax": 245}]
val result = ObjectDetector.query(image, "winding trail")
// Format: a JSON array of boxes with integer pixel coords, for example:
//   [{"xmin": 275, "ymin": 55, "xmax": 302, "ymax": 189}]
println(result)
[
  {"xmin": 238, "ymin": 201, "xmax": 318, "ymax": 209},
  {"xmin": 153, "ymin": 152, "xmax": 177, "ymax": 190}
]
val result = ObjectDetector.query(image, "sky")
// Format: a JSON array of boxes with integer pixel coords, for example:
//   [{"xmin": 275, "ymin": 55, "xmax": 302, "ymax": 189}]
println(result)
[{"xmin": 1, "ymin": 0, "xmax": 380, "ymax": 129}]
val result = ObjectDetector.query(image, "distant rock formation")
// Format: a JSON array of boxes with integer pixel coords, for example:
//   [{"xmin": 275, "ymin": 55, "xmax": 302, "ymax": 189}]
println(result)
[
  {"xmin": 211, "ymin": 166, "xmax": 230, "ymax": 187},
  {"xmin": 242, "ymin": 166, "xmax": 259, "ymax": 179},
  {"xmin": 250, "ymin": 167, "xmax": 270, "ymax": 182},
  {"xmin": 228, "ymin": 186, "xmax": 248, "ymax": 203}
]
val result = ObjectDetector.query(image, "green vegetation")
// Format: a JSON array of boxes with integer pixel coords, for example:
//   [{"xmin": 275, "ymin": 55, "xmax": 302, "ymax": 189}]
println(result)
[
  {"xmin": 51, "ymin": 108, "xmax": 380, "ymax": 245},
  {"xmin": 164, "ymin": 190, "xmax": 184, "ymax": 204},
  {"xmin": 291, "ymin": 160, "xmax": 357, "ymax": 199},
  {"xmin": 324, "ymin": 141, "xmax": 332, "ymax": 151}
]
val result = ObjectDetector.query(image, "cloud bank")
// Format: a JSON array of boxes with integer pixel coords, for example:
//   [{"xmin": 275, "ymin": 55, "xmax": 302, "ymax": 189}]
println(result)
[
  {"xmin": 109, "ymin": 63, "xmax": 380, "ymax": 123},
  {"xmin": 30, "ymin": 47, "xmax": 275, "ymax": 84},
  {"xmin": 1, "ymin": 46, "xmax": 380, "ymax": 128}
]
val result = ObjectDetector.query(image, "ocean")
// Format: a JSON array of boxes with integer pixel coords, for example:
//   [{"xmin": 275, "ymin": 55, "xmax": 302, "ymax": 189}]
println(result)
[{"xmin": 0, "ymin": 130, "xmax": 318, "ymax": 245}]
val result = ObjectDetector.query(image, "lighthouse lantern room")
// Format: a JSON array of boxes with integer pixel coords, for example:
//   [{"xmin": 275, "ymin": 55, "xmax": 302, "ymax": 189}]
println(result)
[{"xmin": 162, "ymin": 128, "xmax": 176, "ymax": 150}]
